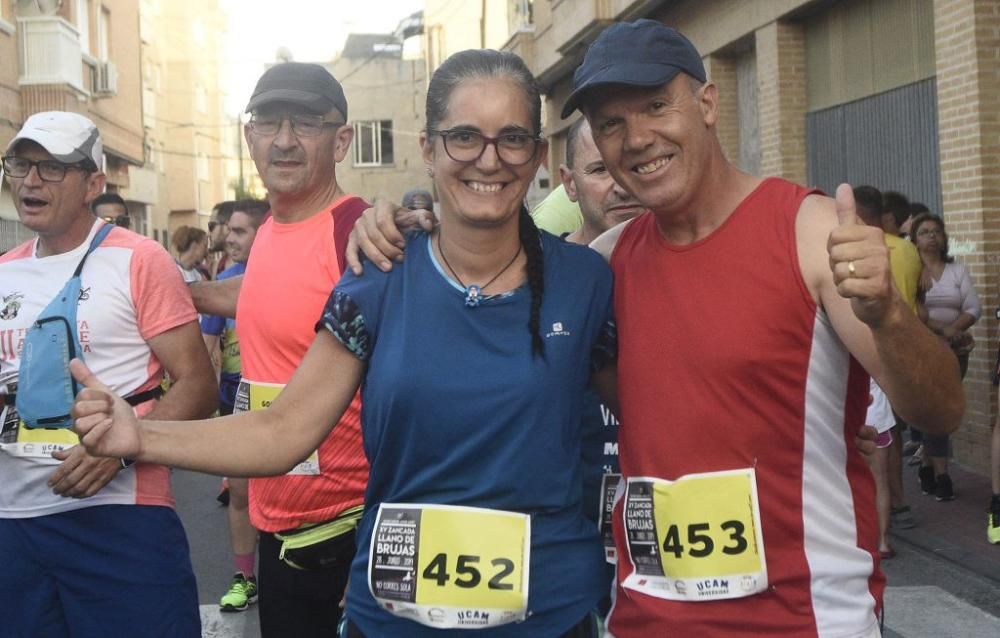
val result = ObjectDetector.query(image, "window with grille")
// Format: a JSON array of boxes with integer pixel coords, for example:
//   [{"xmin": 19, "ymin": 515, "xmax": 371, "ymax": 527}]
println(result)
[{"xmin": 353, "ymin": 120, "xmax": 394, "ymax": 167}]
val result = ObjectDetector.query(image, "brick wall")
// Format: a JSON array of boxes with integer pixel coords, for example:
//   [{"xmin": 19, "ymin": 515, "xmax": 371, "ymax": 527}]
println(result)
[
  {"xmin": 705, "ymin": 54, "xmax": 739, "ymax": 165},
  {"xmin": 933, "ymin": 0, "xmax": 1000, "ymax": 472},
  {"xmin": 755, "ymin": 21, "xmax": 807, "ymax": 185}
]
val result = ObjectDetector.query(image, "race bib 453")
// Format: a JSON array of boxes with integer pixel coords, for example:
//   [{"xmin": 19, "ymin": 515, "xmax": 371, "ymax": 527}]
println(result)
[{"xmin": 622, "ymin": 469, "xmax": 767, "ymax": 602}]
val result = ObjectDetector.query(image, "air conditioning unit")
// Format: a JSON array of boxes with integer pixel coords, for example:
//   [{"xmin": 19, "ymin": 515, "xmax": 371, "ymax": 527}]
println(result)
[{"xmin": 93, "ymin": 61, "xmax": 118, "ymax": 97}]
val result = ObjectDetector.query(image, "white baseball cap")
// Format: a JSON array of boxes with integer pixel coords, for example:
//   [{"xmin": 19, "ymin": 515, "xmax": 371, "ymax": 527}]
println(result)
[{"xmin": 5, "ymin": 111, "xmax": 103, "ymax": 170}]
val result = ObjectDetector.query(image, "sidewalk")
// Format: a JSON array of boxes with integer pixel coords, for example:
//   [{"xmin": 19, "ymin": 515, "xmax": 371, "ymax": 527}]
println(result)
[{"xmin": 889, "ymin": 462, "xmax": 1000, "ymax": 584}]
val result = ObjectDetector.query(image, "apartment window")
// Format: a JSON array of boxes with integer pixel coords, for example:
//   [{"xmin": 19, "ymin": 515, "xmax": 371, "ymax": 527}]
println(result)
[
  {"xmin": 75, "ymin": 0, "xmax": 92, "ymax": 54},
  {"xmin": 353, "ymin": 120, "xmax": 394, "ymax": 167},
  {"xmin": 97, "ymin": 6, "xmax": 110, "ymax": 61}
]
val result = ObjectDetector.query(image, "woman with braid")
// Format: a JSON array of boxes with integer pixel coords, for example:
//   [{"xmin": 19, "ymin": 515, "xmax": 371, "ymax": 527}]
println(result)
[{"xmin": 71, "ymin": 49, "xmax": 617, "ymax": 638}]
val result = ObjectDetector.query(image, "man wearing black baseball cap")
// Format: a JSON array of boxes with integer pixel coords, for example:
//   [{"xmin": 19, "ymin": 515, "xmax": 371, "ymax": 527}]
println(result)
[
  {"xmin": 189, "ymin": 62, "xmax": 370, "ymax": 636},
  {"xmin": 565, "ymin": 19, "xmax": 962, "ymax": 638}
]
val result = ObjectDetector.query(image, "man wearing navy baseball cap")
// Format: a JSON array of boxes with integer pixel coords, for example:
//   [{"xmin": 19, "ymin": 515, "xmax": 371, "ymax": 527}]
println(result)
[{"xmin": 564, "ymin": 19, "xmax": 962, "ymax": 638}]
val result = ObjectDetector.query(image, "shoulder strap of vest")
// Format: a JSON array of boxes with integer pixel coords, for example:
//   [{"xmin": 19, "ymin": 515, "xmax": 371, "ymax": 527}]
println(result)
[
  {"xmin": 72, "ymin": 222, "xmax": 114, "ymax": 278},
  {"xmin": 331, "ymin": 196, "xmax": 369, "ymax": 275}
]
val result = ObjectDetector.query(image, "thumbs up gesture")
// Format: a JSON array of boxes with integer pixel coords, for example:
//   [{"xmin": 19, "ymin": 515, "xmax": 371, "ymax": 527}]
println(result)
[
  {"xmin": 69, "ymin": 359, "xmax": 143, "ymax": 460},
  {"xmin": 827, "ymin": 184, "xmax": 894, "ymax": 327}
]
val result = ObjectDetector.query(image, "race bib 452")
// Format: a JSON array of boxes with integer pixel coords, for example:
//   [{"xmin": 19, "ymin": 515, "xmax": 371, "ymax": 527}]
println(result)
[{"xmin": 368, "ymin": 503, "xmax": 530, "ymax": 629}]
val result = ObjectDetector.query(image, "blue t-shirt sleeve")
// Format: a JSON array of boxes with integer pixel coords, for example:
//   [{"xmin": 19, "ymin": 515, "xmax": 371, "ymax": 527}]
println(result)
[
  {"xmin": 317, "ymin": 290, "xmax": 372, "ymax": 361},
  {"xmin": 201, "ymin": 263, "xmax": 244, "ymax": 336},
  {"xmin": 315, "ymin": 264, "xmax": 390, "ymax": 362},
  {"xmin": 200, "ymin": 313, "xmax": 225, "ymax": 336}
]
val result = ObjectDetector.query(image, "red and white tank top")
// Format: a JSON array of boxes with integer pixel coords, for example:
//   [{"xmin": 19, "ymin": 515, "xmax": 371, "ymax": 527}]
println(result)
[{"xmin": 607, "ymin": 178, "xmax": 882, "ymax": 637}]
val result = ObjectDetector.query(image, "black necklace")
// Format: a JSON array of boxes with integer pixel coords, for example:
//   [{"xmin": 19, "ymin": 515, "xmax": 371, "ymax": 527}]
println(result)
[{"xmin": 437, "ymin": 232, "xmax": 522, "ymax": 308}]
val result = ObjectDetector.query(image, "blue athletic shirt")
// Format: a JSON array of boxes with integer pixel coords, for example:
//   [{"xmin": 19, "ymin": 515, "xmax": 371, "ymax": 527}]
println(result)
[
  {"xmin": 317, "ymin": 231, "xmax": 616, "ymax": 636},
  {"xmin": 199, "ymin": 262, "xmax": 246, "ymax": 409}
]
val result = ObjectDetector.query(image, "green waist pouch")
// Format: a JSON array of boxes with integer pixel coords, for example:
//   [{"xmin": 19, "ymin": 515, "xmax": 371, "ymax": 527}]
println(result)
[{"xmin": 275, "ymin": 505, "xmax": 363, "ymax": 571}]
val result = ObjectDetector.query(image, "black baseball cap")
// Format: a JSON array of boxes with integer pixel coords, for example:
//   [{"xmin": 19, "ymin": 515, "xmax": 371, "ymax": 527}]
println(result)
[
  {"xmin": 245, "ymin": 62, "xmax": 349, "ymax": 119},
  {"xmin": 561, "ymin": 20, "xmax": 706, "ymax": 119}
]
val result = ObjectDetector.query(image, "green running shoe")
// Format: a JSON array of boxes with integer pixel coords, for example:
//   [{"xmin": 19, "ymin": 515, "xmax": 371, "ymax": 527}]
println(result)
[
  {"xmin": 219, "ymin": 573, "xmax": 258, "ymax": 612},
  {"xmin": 989, "ymin": 508, "xmax": 1000, "ymax": 545}
]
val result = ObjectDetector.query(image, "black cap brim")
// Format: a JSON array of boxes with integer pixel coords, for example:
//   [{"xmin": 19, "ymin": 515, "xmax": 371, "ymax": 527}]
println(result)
[
  {"xmin": 244, "ymin": 89, "xmax": 335, "ymax": 115},
  {"xmin": 560, "ymin": 62, "xmax": 685, "ymax": 119}
]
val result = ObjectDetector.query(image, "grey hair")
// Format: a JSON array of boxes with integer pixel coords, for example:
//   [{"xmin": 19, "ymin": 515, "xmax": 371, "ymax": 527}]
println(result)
[{"xmin": 425, "ymin": 49, "xmax": 541, "ymax": 135}]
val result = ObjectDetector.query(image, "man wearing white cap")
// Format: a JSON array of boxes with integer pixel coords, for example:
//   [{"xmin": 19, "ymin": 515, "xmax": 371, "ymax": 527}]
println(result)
[{"xmin": 0, "ymin": 111, "xmax": 216, "ymax": 637}]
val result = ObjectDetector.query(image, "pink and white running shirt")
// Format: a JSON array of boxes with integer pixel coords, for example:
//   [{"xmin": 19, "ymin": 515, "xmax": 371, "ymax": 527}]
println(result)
[{"xmin": 0, "ymin": 220, "xmax": 196, "ymax": 518}]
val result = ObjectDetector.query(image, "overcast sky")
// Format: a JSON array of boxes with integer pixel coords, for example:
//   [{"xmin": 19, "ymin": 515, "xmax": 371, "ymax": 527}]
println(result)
[{"xmin": 219, "ymin": 0, "xmax": 424, "ymax": 114}]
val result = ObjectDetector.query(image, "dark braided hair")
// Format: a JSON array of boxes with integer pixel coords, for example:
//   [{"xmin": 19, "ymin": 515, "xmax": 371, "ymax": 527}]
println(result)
[
  {"xmin": 427, "ymin": 49, "xmax": 546, "ymax": 356},
  {"xmin": 518, "ymin": 204, "xmax": 545, "ymax": 356}
]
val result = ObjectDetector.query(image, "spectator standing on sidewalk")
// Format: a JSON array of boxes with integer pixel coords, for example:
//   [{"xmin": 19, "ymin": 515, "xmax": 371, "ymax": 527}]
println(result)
[{"xmin": 911, "ymin": 212, "xmax": 980, "ymax": 502}]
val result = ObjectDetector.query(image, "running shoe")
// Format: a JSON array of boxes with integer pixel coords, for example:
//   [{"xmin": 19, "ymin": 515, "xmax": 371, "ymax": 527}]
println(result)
[
  {"xmin": 918, "ymin": 466, "xmax": 936, "ymax": 495},
  {"xmin": 934, "ymin": 474, "xmax": 954, "ymax": 501},
  {"xmin": 989, "ymin": 503, "xmax": 1000, "ymax": 545},
  {"xmin": 219, "ymin": 573, "xmax": 258, "ymax": 612}
]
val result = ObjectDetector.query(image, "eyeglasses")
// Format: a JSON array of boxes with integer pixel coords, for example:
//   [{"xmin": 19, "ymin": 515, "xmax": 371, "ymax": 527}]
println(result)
[
  {"xmin": 916, "ymin": 227, "xmax": 943, "ymax": 238},
  {"xmin": 429, "ymin": 128, "xmax": 540, "ymax": 166},
  {"xmin": 248, "ymin": 114, "xmax": 344, "ymax": 137},
  {"xmin": 1, "ymin": 156, "xmax": 91, "ymax": 182}
]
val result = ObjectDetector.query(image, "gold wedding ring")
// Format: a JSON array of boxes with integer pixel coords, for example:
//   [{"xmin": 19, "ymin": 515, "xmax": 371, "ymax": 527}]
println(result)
[{"xmin": 847, "ymin": 260, "xmax": 857, "ymax": 277}]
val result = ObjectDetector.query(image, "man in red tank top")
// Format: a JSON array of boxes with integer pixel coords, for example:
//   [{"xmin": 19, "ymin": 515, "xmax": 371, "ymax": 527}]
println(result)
[{"xmin": 559, "ymin": 19, "xmax": 965, "ymax": 638}]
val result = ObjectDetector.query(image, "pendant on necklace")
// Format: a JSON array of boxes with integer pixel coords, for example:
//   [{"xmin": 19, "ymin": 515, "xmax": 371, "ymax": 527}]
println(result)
[{"xmin": 464, "ymin": 285, "xmax": 482, "ymax": 307}]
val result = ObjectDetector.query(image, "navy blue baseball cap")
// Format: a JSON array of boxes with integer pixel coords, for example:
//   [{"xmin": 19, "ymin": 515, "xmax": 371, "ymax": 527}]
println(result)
[{"xmin": 561, "ymin": 20, "xmax": 706, "ymax": 119}]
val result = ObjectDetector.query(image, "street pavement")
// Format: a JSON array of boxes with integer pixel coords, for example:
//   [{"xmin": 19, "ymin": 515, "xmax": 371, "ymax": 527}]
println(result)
[
  {"xmin": 174, "ymin": 470, "xmax": 260, "ymax": 637},
  {"xmin": 174, "ymin": 461, "xmax": 1000, "ymax": 638}
]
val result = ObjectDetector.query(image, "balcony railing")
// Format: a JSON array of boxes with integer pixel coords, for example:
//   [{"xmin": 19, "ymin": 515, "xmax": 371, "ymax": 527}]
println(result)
[{"xmin": 17, "ymin": 16, "xmax": 85, "ymax": 92}]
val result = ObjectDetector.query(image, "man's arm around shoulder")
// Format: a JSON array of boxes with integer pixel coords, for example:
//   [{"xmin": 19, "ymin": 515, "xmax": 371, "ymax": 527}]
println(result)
[{"xmin": 189, "ymin": 276, "xmax": 242, "ymax": 319}]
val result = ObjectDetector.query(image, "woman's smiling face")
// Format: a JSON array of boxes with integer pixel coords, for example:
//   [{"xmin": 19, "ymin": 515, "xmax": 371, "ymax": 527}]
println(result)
[{"xmin": 423, "ymin": 77, "xmax": 546, "ymax": 229}]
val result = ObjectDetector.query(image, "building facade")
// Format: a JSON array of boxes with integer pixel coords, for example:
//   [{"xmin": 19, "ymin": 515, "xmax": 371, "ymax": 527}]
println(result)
[
  {"xmin": 1, "ymin": 0, "xmax": 144, "ymax": 250},
  {"xmin": 0, "ymin": 0, "xmax": 232, "ymax": 253},
  {"xmin": 135, "ymin": 0, "xmax": 230, "ymax": 248},
  {"xmin": 501, "ymin": 0, "xmax": 999, "ymax": 473},
  {"xmin": 329, "ymin": 30, "xmax": 431, "ymax": 206}
]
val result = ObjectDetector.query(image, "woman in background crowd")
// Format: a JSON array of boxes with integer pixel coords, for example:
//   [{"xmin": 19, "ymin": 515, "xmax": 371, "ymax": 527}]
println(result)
[
  {"xmin": 911, "ymin": 212, "xmax": 981, "ymax": 502},
  {"xmin": 172, "ymin": 225, "xmax": 209, "ymax": 283}
]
